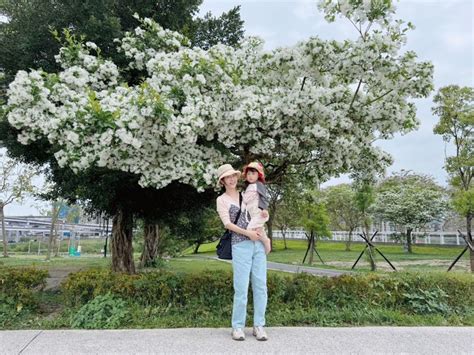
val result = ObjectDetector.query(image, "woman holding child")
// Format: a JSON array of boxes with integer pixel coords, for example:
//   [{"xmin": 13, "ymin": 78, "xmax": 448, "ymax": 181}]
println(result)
[{"xmin": 215, "ymin": 162, "xmax": 270, "ymax": 341}]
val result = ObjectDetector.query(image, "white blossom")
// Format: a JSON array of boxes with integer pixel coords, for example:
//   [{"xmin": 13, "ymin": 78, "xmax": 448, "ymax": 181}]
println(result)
[{"xmin": 5, "ymin": 6, "xmax": 433, "ymax": 190}]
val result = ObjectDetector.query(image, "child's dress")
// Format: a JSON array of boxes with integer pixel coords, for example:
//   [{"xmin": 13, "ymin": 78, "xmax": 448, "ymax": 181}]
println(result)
[{"xmin": 243, "ymin": 182, "xmax": 269, "ymax": 231}]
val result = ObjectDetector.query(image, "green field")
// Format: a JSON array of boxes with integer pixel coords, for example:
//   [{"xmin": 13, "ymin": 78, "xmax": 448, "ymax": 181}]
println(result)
[
  {"xmin": 0, "ymin": 238, "xmax": 470, "ymax": 275},
  {"xmin": 191, "ymin": 239, "xmax": 471, "ymax": 273}
]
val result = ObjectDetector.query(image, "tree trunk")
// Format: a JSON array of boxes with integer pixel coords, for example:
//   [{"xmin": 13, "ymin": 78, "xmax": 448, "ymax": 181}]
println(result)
[
  {"xmin": 406, "ymin": 228, "xmax": 413, "ymax": 254},
  {"xmin": 282, "ymin": 229, "xmax": 288, "ymax": 250},
  {"xmin": 53, "ymin": 220, "xmax": 60, "ymax": 257},
  {"xmin": 345, "ymin": 229, "xmax": 353, "ymax": 251},
  {"xmin": 1, "ymin": 206, "xmax": 8, "ymax": 257},
  {"xmin": 193, "ymin": 242, "xmax": 201, "ymax": 254},
  {"xmin": 111, "ymin": 208, "xmax": 135, "ymax": 273},
  {"xmin": 367, "ymin": 245, "xmax": 376, "ymax": 271},
  {"xmin": 364, "ymin": 224, "xmax": 376, "ymax": 271},
  {"xmin": 309, "ymin": 231, "xmax": 315, "ymax": 264},
  {"xmin": 467, "ymin": 214, "xmax": 473, "ymax": 272},
  {"xmin": 139, "ymin": 219, "xmax": 159, "ymax": 268},
  {"xmin": 46, "ymin": 203, "xmax": 59, "ymax": 261}
]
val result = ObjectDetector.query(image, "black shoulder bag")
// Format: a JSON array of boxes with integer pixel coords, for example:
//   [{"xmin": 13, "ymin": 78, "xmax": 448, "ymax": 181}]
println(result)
[{"xmin": 216, "ymin": 193, "xmax": 242, "ymax": 260}]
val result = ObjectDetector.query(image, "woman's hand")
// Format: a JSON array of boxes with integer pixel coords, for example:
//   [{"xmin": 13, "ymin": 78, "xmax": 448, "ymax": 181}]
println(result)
[
  {"xmin": 260, "ymin": 210, "xmax": 269, "ymax": 218},
  {"xmin": 246, "ymin": 230, "xmax": 261, "ymax": 241}
]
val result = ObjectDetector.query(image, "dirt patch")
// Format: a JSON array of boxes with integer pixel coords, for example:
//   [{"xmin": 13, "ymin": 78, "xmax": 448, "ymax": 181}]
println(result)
[
  {"xmin": 45, "ymin": 267, "xmax": 83, "ymax": 290},
  {"xmin": 38, "ymin": 289, "xmax": 65, "ymax": 319}
]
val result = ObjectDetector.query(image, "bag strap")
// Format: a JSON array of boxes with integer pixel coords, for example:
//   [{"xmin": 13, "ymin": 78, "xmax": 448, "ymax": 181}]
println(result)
[{"xmin": 228, "ymin": 192, "xmax": 242, "ymax": 231}]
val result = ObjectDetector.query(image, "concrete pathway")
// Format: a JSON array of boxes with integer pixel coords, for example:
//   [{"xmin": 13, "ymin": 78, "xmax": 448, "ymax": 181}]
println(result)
[{"xmin": 1, "ymin": 327, "xmax": 472, "ymax": 354}]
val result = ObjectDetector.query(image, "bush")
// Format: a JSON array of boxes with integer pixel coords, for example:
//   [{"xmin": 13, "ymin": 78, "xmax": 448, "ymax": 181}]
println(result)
[
  {"xmin": 61, "ymin": 269, "xmax": 473, "ymax": 319},
  {"xmin": 2, "ymin": 266, "xmax": 472, "ymax": 328},
  {"xmin": 0, "ymin": 267, "xmax": 48, "ymax": 309},
  {"xmin": 61, "ymin": 269, "xmax": 235, "ymax": 309},
  {"xmin": 0, "ymin": 267, "xmax": 48, "ymax": 327},
  {"xmin": 71, "ymin": 293, "xmax": 130, "ymax": 329},
  {"xmin": 60, "ymin": 268, "xmax": 140, "ymax": 306},
  {"xmin": 0, "ymin": 295, "xmax": 24, "ymax": 327},
  {"xmin": 403, "ymin": 287, "xmax": 450, "ymax": 314}
]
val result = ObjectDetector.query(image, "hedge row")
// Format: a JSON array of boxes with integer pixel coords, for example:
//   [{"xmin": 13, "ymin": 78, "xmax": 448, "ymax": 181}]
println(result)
[{"xmin": 61, "ymin": 269, "xmax": 473, "ymax": 316}]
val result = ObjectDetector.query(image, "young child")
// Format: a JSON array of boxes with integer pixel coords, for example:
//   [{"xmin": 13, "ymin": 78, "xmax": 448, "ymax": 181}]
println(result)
[{"xmin": 242, "ymin": 162, "xmax": 272, "ymax": 254}]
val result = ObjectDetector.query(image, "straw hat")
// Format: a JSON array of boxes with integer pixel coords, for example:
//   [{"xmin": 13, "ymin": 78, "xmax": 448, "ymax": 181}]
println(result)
[{"xmin": 216, "ymin": 164, "xmax": 241, "ymax": 186}]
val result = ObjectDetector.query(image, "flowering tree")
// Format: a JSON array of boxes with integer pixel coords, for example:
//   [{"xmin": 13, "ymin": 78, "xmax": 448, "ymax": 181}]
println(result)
[
  {"xmin": 373, "ymin": 172, "xmax": 447, "ymax": 253},
  {"xmin": 1, "ymin": 1, "xmax": 245, "ymax": 273},
  {"xmin": 4, "ymin": 1, "xmax": 433, "ymax": 270}
]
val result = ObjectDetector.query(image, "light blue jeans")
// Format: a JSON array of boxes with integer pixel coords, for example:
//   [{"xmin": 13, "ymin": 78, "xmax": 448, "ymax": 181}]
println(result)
[{"xmin": 231, "ymin": 240, "xmax": 267, "ymax": 328}]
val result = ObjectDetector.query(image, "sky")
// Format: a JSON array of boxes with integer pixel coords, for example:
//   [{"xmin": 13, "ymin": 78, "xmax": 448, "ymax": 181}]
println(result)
[{"xmin": 3, "ymin": 0, "xmax": 473, "ymax": 215}]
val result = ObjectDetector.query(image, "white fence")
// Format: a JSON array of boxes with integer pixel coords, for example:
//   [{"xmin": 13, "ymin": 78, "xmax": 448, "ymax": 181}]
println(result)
[{"xmin": 272, "ymin": 230, "xmax": 467, "ymax": 246}]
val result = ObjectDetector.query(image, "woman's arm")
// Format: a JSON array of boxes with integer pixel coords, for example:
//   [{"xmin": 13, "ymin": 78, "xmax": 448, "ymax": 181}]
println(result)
[{"xmin": 225, "ymin": 222, "xmax": 260, "ymax": 241}]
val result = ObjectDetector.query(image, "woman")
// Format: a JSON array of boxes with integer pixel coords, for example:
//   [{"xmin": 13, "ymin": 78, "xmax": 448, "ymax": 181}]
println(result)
[{"xmin": 216, "ymin": 164, "xmax": 268, "ymax": 341}]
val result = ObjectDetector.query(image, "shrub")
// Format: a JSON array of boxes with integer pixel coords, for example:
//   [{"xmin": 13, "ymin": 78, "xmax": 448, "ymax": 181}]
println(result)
[
  {"xmin": 71, "ymin": 293, "xmax": 130, "ymax": 329},
  {"xmin": 0, "ymin": 295, "xmax": 24, "ymax": 327},
  {"xmin": 0, "ymin": 267, "xmax": 48, "ymax": 310},
  {"xmin": 61, "ymin": 269, "xmax": 473, "ymax": 319},
  {"xmin": 61, "ymin": 269, "xmax": 235, "ymax": 309},
  {"xmin": 60, "ymin": 268, "xmax": 140, "ymax": 306},
  {"xmin": 403, "ymin": 287, "xmax": 450, "ymax": 314},
  {"xmin": 0, "ymin": 267, "xmax": 48, "ymax": 327}
]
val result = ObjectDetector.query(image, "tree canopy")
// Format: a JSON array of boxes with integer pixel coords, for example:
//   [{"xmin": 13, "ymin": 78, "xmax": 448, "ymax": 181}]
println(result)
[
  {"xmin": 373, "ymin": 172, "xmax": 447, "ymax": 252},
  {"xmin": 4, "ymin": 1, "xmax": 433, "ymax": 191}
]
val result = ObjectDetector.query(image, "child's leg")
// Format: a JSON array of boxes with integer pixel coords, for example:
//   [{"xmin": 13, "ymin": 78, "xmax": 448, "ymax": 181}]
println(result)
[
  {"xmin": 261, "ymin": 235, "xmax": 271, "ymax": 255},
  {"xmin": 255, "ymin": 228, "xmax": 271, "ymax": 255}
]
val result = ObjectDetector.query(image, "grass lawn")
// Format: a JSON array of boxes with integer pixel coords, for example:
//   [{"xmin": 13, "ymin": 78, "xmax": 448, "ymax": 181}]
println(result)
[
  {"xmin": 1, "ymin": 238, "xmax": 470, "ymax": 276},
  {"xmin": 0, "ymin": 254, "xmax": 291, "ymax": 278},
  {"xmin": 0, "ymin": 253, "xmax": 234, "ymax": 279},
  {"xmin": 189, "ymin": 239, "xmax": 471, "ymax": 273},
  {"xmin": 0, "ymin": 254, "xmax": 111, "ymax": 269}
]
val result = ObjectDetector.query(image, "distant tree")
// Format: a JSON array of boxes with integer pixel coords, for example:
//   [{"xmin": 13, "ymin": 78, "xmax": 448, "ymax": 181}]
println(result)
[
  {"xmin": 300, "ymin": 191, "xmax": 331, "ymax": 264},
  {"xmin": 432, "ymin": 85, "xmax": 473, "ymax": 271},
  {"xmin": 353, "ymin": 179, "xmax": 377, "ymax": 270},
  {"xmin": 373, "ymin": 172, "xmax": 448, "ymax": 254},
  {"xmin": 187, "ymin": 6, "xmax": 244, "ymax": 50},
  {"xmin": 273, "ymin": 196, "xmax": 302, "ymax": 250},
  {"xmin": 323, "ymin": 183, "xmax": 362, "ymax": 251},
  {"xmin": 0, "ymin": 154, "xmax": 36, "ymax": 257},
  {"xmin": 267, "ymin": 171, "xmax": 304, "ymax": 249}
]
